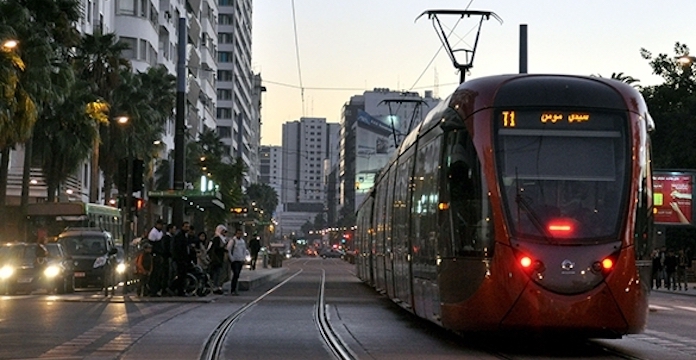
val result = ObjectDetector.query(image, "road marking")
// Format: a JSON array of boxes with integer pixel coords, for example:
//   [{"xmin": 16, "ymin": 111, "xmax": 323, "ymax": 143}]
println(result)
[
  {"xmin": 649, "ymin": 305, "xmax": 673, "ymax": 311},
  {"xmin": 674, "ymin": 305, "xmax": 696, "ymax": 312}
]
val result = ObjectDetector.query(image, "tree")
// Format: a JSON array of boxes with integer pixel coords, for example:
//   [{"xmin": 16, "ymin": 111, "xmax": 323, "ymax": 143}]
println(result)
[
  {"xmin": 640, "ymin": 42, "xmax": 696, "ymax": 169},
  {"xmin": 74, "ymin": 31, "xmax": 131, "ymax": 203},
  {"xmin": 245, "ymin": 183, "xmax": 279, "ymax": 220},
  {"xmin": 0, "ymin": 0, "xmax": 82, "ymax": 211}
]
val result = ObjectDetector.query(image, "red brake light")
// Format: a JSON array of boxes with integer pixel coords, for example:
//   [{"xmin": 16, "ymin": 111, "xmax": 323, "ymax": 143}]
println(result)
[{"xmin": 547, "ymin": 218, "xmax": 575, "ymax": 237}]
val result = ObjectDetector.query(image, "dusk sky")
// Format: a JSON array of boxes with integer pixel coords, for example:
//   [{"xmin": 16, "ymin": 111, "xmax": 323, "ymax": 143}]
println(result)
[{"xmin": 252, "ymin": 0, "xmax": 696, "ymax": 146}]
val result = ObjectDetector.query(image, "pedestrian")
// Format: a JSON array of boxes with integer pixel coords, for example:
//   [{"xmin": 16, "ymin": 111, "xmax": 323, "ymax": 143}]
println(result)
[
  {"xmin": 208, "ymin": 225, "xmax": 228, "ymax": 295},
  {"xmin": 664, "ymin": 250, "xmax": 678, "ymax": 291},
  {"xmin": 651, "ymin": 248, "xmax": 662, "ymax": 289},
  {"xmin": 248, "ymin": 233, "xmax": 261, "ymax": 270},
  {"xmin": 147, "ymin": 219, "xmax": 166, "ymax": 296},
  {"xmin": 227, "ymin": 228, "xmax": 249, "ymax": 295},
  {"xmin": 170, "ymin": 221, "xmax": 191, "ymax": 296},
  {"xmin": 677, "ymin": 249, "xmax": 689, "ymax": 291},
  {"xmin": 134, "ymin": 243, "xmax": 153, "ymax": 297},
  {"xmin": 161, "ymin": 223, "xmax": 176, "ymax": 294},
  {"xmin": 195, "ymin": 231, "xmax": 211, "ymax": 270}
]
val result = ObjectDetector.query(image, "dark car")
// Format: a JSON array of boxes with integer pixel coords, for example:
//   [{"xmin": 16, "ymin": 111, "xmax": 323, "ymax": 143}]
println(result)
[
  {"xmin": 319, "ymin": 248, "xmax": 345, "ymax": 259},
  {"xmin": 0, "ymin": 242, "xmax": 75, "ymax": 294},
  {"xmin": 55, "ymin": 228, "xmax": 118, "ymax": 291}
]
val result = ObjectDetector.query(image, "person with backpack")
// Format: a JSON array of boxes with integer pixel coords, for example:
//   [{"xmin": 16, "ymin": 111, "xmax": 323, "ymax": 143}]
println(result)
[
  {"xmin": 227, "ymin": 228, "xmax": 250, "ymax": 296},
  {"xmin": 208, "ymin": 225, "xmax": 228, "ymax": 295}
]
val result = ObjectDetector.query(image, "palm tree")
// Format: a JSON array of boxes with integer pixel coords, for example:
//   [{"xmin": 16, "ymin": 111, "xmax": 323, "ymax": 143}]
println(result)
[
  {"xmin": 0, "ymin": 0, "xmax": 81, "ymax": 206},
  {"xmin": 74, "ymin": 31, "xmax": 131, "ymax": 203},
  {"xmin": 32, "ymin": 79, "xmax": 98, "ymax": 201},
  {"xmin": 245, "ymin": 183, "xmax": 279, "ymax": 220}
]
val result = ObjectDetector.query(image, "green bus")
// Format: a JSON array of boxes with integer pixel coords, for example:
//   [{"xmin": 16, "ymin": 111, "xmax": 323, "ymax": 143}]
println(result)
[{"xmin": 26, "ymin": 202, "xmax": 123, "ymax": 245}]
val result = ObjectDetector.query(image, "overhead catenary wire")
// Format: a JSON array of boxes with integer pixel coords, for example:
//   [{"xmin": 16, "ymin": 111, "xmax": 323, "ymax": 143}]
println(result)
[{"xmin": 291, "ymin": 0, "xmax": 306, "ymax": 116}]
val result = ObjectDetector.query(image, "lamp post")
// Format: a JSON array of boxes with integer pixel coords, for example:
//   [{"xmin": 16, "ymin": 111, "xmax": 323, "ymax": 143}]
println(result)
[
  {"xmin": 117, "ymin": 116, "xmax": 132, "ymax": 294},
  {"xmin": 677, "ymin": 54, "xmax": 696, "ymax": 66},
  {"xmin": 2, "ymin": 39, "xmax": 17, "ymax": 50}
]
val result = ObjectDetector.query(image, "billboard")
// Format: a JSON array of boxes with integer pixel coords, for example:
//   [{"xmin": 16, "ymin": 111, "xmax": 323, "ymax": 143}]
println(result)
[
  {"xmin": 653, "ymin": 172, "xmax": 693, "ymax": 225},
  {"xmin": 355, "ymin": 110, "xmax": 398, "ymax": 196}
]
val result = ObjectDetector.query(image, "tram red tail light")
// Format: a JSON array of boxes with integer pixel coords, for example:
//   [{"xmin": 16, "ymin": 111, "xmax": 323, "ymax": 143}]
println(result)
[
  {"xmin": 601, "ymin": 258, "xmax": 614, "ymax": 270},
  {"xmin": 592, "ymin": 256, "xmax": 616, "ymax": 274},
  {"xmin": 520, "ymin": 256, "xmax": 532, "ymax": 268}
]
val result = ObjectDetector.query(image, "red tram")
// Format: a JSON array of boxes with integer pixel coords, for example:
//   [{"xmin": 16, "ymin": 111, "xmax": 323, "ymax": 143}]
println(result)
[{"xmin": 355, "ymin": 74, "xmax": 654, "ymax": 338}]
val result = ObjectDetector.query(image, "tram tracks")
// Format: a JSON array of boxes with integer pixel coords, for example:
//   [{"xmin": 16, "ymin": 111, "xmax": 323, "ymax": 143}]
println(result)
[{"xmin": 200, "ymin": 267, "xmax": 357, "ymax": 360}]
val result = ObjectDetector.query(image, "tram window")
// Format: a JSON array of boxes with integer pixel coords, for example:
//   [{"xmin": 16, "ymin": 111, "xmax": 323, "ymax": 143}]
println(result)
[
  {"xmin": 441, "ymin": 130, "xmax": 493, "ymax": 257},
  {"xmin": 496, "ymin": 111, "xmax": 628, "ymax": 241}
]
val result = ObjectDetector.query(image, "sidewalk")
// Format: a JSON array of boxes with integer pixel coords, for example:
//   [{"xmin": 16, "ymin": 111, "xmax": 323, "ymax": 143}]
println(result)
[
  {"xmin": 652, "ymin": 282, "xmax": 696, "ymax": 296},
  {"xmin": 78, "ymin": 265, "xmax": 288, "ymax": 302}
]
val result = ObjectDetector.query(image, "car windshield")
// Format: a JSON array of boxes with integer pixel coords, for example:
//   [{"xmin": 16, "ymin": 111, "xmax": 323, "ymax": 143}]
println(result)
[{"xmin": 60, "ymin": 237, "xmax": 106, "ymax": 256}]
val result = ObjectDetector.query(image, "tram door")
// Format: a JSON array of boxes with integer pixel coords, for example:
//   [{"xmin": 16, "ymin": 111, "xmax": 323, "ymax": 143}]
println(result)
[{"xmin": 393, "ymin": 150, "xmax": 415, "ymax": 306}]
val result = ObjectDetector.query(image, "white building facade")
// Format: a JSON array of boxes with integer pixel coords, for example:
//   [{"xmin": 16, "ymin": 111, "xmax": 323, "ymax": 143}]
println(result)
[{"xmin": 216, "ymin": 0, "xmax": 261, "ymax": 186}]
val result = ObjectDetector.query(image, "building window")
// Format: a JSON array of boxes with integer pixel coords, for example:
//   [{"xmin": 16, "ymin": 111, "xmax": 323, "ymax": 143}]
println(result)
[
  {"xmin": 217, "ymin": 126, "xmax": 232, "ymax": 138},
  {"xmin": 118, "ymin": 0, "xmax": 136, "ymax": 15},
  {"xmin": 219, "ymin": 32, "xmax": 233, "ymax": 44},
  {"xmin": 139, "ymin": 39, "xmax": 147, "ymax": 60},
  {"xmin": 218, "ymin": 51, "xmax": 232, "ymax": 63},
  {"xmin": 218, "ymin": 70, "xmax": 233, "ymax": 81},
  {"xmin": 120, "ymin": 37, "xmax": 137, "ymax": 60},
  {"xmin": 217, "ymin": 89, "xmax": 232, "ymax": 100},
  {"xmin": 220, "ymin": 14, "xmax": 232, "ymax": 25},
  {"xmin": 217, "ymin": 107, "xmax": 232, "ymax": 119},
  {"xmin": 219, "ymin": 0, "xmax": 233, "ymax": 5}
]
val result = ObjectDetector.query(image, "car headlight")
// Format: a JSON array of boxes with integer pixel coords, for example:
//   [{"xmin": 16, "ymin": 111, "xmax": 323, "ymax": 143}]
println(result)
[
  {"xmin": 0, "ymin": 265, "xmax": 14, "ymax": 279},
  {"xmin": 44, "ymin": 265, "xmax": 61, "ymax": 278},
  {"xmin": 116, "ymin": 263, "xmax": 127, "ymax": 274},
  {"xmin": 93, "ymin": 256, "xmax": 107, "ymax": 269},
  {"xmin": 245, "ymin": 255, "xmax": 252, "ymax": 262}
]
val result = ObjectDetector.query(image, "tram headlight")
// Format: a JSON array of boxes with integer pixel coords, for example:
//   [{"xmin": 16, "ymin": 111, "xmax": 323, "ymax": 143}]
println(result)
[
  {"xmin": 44, "ymin": 265, "xmax": 61, "ymax": 278},
  {"xmin": 0, "ymin": 265, "xmax": 14, "ymax": 279},
  {"xmin": 116, "ymin": 263, "xmax": 127, "ymax": 274}
]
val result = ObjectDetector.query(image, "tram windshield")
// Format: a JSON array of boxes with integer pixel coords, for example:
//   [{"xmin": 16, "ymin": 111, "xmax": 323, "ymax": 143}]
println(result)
[{"xmin": 495, "ymin": 109, "xmax": 629, "ymax": 241}]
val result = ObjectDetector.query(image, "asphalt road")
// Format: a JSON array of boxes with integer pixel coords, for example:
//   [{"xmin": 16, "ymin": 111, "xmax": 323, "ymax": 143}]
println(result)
[{"xmin": 1, "ymin": 258, "xmax": 696, "ymax": 360}]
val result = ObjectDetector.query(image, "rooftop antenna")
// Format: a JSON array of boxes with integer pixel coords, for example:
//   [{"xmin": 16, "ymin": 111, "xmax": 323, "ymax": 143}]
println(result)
[
  {"xmin": 380, "ymin": 98, "xmax": 428, "ymax": 148},
  {"xmin": 416, "ymin": 10, "xmax": 502, "ymax": 84}
]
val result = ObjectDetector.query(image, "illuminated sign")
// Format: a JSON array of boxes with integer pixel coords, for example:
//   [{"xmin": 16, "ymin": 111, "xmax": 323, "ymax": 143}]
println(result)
[
  {"xmin": 501, "ymin": 111, "xmax": 592, "ymax": 128},
  {"xmin": 653, "ymin": 173, "xmax": 693, "ymax": 225}
]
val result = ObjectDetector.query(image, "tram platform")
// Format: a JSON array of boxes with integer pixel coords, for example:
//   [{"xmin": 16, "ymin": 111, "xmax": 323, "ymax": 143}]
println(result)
[
  {"xmin": 652, "ymin": 282, "xmax": 696, "ymax": 296},
  {"xmin": 75, "ymin": 266, "xmax": 289, "ymax": 302}
]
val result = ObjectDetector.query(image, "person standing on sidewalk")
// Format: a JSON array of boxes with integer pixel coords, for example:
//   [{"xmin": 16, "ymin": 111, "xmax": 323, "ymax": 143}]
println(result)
[
  {"xmin": 677, "ymin": 249, "xmax": 689, "ymax": 291},
  {"xmin": 227, "ymin": 228, "xmax": 249, "ymax": 295},
  {"xmin": 147, "ymin": 219, "xmax": 166, "ymax": 296},
  {"xmin": 208, "ymin": 225, "xmax": 228, "ymax": 295},
  {"xmin": 248, "ymin": 233, "xmax": 261, "ymax": 270},
  {"xmin": 134, "ymin": 243, "xmax": 153, "ymax": 297}
]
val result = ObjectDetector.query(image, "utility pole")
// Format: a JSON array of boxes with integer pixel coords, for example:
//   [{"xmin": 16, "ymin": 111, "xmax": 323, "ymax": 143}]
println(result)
[{"xmin": 173, "ymin": 17, "xmax": 187, "ymax": 227}]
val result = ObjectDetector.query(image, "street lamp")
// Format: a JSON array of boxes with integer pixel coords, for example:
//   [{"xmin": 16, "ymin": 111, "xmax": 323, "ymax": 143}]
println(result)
[
  {"xmin": 2, "ymin": 39, "xmax": 17, "ymax": 50},
  {"xmin": 116, "ymin": 115, "xmax": 132, "ymax": 294},
  {"xmin": 677, "ymin": 54, "xmax": 696, "ymax": 66}
]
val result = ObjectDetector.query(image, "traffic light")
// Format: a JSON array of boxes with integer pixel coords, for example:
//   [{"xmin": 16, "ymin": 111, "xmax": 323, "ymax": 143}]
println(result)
[{"xmin": 117, "ymin": 158, "xmax": 144, "ymax": 192}]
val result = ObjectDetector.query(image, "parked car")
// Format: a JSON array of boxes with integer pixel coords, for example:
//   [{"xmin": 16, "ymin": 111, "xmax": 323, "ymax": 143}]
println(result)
[
  {"xmin": 0, "ymin": 242, "xmax": 75, "ymax": 295},
  {"xmin": 55, "ymin": 228, "xmax": 118, "ymax": 292}
]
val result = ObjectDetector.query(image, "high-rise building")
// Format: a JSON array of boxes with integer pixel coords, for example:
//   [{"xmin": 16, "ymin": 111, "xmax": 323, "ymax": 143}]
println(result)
[
  {"xmin": 216, "ymin": 0, "xmax": 261, "ymax": 186},
  {"xmin": 337, "ymin": 88, "xmax": 440, "ymax": 223},
  {"xmin": 278, "ymin": 117, "xmax": 340, "ymax": 237},
  {"xmin": 258, "ymin": 145, "xmax": 283, "ymax": 212}
]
